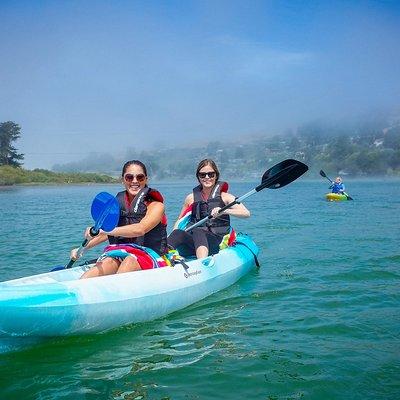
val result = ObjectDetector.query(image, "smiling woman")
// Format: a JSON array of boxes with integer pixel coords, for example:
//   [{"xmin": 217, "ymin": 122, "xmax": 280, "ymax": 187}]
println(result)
[
  {"xmin": 70, "ymin": 160, "xmax": 168, "ymax": 278},
  {"xmin": 167, "ymin": 158, "xmax": 251, "ymax": 259}
]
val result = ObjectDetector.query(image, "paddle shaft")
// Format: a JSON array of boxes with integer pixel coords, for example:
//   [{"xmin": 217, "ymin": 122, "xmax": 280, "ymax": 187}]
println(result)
[
  {"xmin": 323, "ymin": 176, "xmax": 333, "ymax": 184},
  {"xmin": 65, "ymin": 196, "xmax": 118, "ymax": 269},
  {"xmin": 65, "ymin": 227, "xmax": 100, "ymax": 269},
  {"xmin": 185, "ymin": 189, "xmax": 255, "ymax": 232}
]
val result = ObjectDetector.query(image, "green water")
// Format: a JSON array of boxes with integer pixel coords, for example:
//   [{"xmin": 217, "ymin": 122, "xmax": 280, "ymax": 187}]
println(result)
[{"xmin": 0, "ymin": 180, "xmax": 399, "ymax": 399}]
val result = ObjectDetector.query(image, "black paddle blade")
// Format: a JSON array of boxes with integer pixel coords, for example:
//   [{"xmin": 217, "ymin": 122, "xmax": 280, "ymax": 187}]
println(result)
[
  {"xmin": 257, "ymin": 159, "xmax": 308, "ymax": 191},
  {"xmin": 320, "ymin": 169, "xmax": 333, "ymax": 183}
]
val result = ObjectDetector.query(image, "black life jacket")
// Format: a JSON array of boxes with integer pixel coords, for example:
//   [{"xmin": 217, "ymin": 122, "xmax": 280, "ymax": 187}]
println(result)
[
  {"xmin": 108, "ymin": 187, "xmax": 168, "ymax": 255},
  {"xmin": 188, "ymin": 181, "xmax": 230, "ymax": 237}
]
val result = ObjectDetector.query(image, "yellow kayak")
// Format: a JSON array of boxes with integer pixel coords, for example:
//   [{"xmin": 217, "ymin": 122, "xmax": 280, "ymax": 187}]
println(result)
[{"xmin": 325, "ymin": 193, "xmax": 348, "ymax": 201}]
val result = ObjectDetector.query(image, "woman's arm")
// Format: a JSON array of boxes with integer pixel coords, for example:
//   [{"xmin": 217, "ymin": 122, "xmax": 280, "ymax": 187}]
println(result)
[
  {"xmin": 70, "ymin": 231, "xmax": 108, "ymax": 260},
  {"xmin": 106, "ymin": 201, "xmax": 165, "ymax": 238},
  {"xmin": 72, "ymin": 202, "xmax": 164, "ymax": 259},
  {"xmin": 85, "ymin": 232, "xmax": 109, "ymax": 248},
  {"xmin": 172, "ymin": 194, "xmax": 193, "ymax": 230},
  {"xmin": 217, "ymin": 192, "xmax": 250, "ymax": 218}
]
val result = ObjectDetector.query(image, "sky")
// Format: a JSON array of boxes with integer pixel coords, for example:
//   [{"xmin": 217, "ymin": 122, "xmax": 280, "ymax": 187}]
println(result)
[{"xmin": 1, "ymin": 0, "xmax": 399, "ymax": 169}]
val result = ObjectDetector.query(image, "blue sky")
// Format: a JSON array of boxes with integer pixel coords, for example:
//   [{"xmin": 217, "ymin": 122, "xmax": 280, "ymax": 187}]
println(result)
[{"xmin": 1, "ymin": 0, "xmax": 399, "ymax": 169}]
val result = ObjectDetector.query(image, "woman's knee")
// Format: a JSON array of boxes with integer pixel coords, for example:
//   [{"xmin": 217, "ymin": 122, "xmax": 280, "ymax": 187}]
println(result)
[
  {"xmin": 117, "ymin": 256, "xmax": 141, "ymax": 273},
  {"xmin": 80, "ymin": 257, "xmax": 119, "ymax": 279}
]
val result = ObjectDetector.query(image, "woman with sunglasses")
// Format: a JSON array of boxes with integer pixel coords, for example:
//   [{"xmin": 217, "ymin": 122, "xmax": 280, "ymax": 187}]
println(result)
[
  {"xmin": 71, "ymin": 160, "xmax": 168, "ymax": 278},
  {"xmin": 168, "ymin": 159, "xmax": 250, "ymax": 259}
]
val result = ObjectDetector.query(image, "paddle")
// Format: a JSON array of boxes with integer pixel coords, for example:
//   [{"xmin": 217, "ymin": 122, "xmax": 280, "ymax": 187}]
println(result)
[
  {"xmin": 185, "ymin": 159, "xmax": 309, "ymax": 232},
  {"xmin": 319, "ymin": 170, "xmax": 353, "ymax": 200},
  {"xmin": 51, "ymin": 192, "xmax": 120, "ymax": 271}
]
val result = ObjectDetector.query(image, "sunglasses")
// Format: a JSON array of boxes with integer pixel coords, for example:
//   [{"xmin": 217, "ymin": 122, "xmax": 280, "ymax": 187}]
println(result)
[
  {"xmin": 198, "ymin": 171, "xmax": 216, "ymax": 179},
  {"xmin": 124, "ymin": 173, "xmax": 146, "ymax": 183}
]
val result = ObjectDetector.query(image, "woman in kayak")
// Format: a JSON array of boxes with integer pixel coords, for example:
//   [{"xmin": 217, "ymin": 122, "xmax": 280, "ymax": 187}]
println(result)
[
  {"xmin": 330, "ymin": 176, "xmax": 346, "ymax": 194},
  {"xmin": 71, "ymin": 160, "xmax": 168, "ymax": 278},
  {"xmin": 167, "ymin": 159, "xmax": 250, "ymax": 259}
]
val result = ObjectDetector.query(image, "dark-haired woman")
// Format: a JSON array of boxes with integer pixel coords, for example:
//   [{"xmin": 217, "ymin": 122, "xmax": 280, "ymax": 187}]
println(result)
[
  {"xmin": 71, "ymin": 160, "xmax": 168, "ymax": 278},
  {"xmin": 167, "ymin": 159, "xmax": 250, "ymax": 259}
]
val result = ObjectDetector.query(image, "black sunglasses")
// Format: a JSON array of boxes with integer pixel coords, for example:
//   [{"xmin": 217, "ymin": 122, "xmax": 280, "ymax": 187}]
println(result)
[
  {"xmin": 124, "ymin": 173, "xmax": 146, "ymax": 183},
  {"xmin": 198, "ymin": 171, "xmax": 216, "ymax": 179}
]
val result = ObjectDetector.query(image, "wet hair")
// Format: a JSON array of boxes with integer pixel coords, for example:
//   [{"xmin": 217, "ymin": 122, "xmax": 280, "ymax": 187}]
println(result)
[
  {"xmin": 121, "ymin": 160, "xmax": 148, "ymax": 177},
  {"xmin": 196, "ymin": 159, "xmax": 220, "ymax": 182}
]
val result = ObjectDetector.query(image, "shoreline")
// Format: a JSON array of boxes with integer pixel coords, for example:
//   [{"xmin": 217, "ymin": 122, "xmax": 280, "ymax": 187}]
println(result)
[{"xmin": 1, "ymin": 175, "xmax": 400, "ymax": 189}]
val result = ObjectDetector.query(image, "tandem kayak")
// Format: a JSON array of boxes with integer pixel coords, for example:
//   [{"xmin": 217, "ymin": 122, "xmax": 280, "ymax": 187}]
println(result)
[
  {"xmin": 325, "ymin": 193, "xmax": 349, "ymax": 201},
  {"xmin": 0, "ymin": 233, "xmax": 259, "ymax": 353}
]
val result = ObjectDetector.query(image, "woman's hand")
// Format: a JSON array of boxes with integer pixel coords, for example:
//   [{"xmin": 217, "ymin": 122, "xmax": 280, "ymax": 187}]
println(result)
[
  {"xmin": 221, "ymin": 192, "xmax": 250, "ymax": 218},
  {"xmin": 70, "ymin": 247, "xmax": 80, "ymax": 260},
  {"xmin": 210, "ymin": 207, "xmax": 223, "ymax": 218},
  {"xmin": 84, "ymin": 226, "xmax": 104, "ymax": 239}
]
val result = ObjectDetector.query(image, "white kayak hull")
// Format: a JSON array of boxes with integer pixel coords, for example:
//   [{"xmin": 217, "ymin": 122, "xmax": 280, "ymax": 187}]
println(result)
[{"xmin": 0, "ymin": 234, "xmax": 259, "ymax": 350}]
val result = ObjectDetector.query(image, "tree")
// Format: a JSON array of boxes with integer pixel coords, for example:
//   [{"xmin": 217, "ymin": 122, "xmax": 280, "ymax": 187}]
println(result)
[
  {"xmin": 327, "ymin": 135, "xmax": 353, "ymax": 167},
  {"xmin": 384, "ymin": 126, "xmax": 400, "ymax": 150},
  {"xmin": 0, "ymin": 121, "xmax": 24, "ymax": 167}
]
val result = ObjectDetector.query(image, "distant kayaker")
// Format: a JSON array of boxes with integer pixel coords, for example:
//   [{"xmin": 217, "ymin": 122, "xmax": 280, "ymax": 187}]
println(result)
[
  {"xmin": 71, "ymin": 160, "xmax": 168, "ymax": 278},
  {"xmin": 167, "ymin": 159, "xmax": 250, "ymax": 259},
  {"xmin": 330, "ymin": 176, "xmax": 346, "ymax": 194}
]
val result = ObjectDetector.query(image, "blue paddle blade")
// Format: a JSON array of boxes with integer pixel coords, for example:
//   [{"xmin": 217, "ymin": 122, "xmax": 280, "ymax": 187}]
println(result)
[{"xmin": 90, "ymin": 192, "xmax": 120, "ymax": 232}]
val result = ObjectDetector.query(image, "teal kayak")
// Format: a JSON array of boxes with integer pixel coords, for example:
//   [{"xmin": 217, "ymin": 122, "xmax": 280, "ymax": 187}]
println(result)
[{"xmin": 0, "ymin": 233, "xmax": 259, "ymax": 353}]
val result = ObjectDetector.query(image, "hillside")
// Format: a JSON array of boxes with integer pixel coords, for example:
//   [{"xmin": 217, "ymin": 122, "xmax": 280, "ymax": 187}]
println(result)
[{"xmin": 52, "ymin": 118, "xmax": 400, "ymax": 179}]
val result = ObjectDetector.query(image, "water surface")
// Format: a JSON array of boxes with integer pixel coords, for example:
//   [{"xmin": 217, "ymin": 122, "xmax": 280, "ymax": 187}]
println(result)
[{"xmin": 0, "ymin": 179, "xmax": 399, "ymax": 399}]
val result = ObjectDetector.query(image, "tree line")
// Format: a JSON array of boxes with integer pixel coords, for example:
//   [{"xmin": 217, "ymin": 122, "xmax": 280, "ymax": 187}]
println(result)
[
  {"xmin": 0, "ymin": 121, "xmax": 116, "ymax": 185},
  {"xmin": 56, "ymin": 116, "xmax": 399, "ymax": 179},
  {"xmin": 2, "ymin": 115, "xmax": 400, "ymax": 185}
]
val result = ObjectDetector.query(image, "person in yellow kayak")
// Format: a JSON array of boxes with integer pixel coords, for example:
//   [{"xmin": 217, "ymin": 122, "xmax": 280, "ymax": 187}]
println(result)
[{"xmin": 330, "ymin": 176, "xmax": 346, "ymax": 194}]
